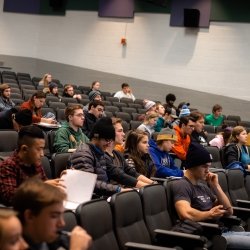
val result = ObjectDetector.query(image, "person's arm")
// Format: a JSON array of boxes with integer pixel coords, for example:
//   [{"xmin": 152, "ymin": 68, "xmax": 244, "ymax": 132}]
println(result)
[
  {"xmin": 149, "ymin": 147, "xmax": 183, "ymax": 177},
  {"xmin": 105, "ymin": 154, "xmax": 138, "ymax": 187},
  {"xmin": 206, "ymin": 172, "xmax": 233, "ymax": 216},
  {"xmin": 175, "ymin": 200, "xmax": 227, "ymax": 222},
  {"xmin": 71, "ymin": 148, "xmax": 121, "ymax": 194},
  {"xmin": 171, "ymin": 140, "xmax": 188, "ymax": 161},
  {"xmin": 0, "ymin": 164, "xmax": 18, "ymax": 206},
  {"xmin": 137, "ymin": 175, "xmax": 154, "ymax": 184}
]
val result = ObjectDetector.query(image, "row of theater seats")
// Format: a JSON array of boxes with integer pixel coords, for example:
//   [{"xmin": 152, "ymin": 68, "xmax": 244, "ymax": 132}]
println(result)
[
  {"xmin": 62, "ymin": 184, "xmax": 220, "ymax": 250},
  {"xmin": 62, "ymin": 169, "xmax": 250, "ymax": 250}
]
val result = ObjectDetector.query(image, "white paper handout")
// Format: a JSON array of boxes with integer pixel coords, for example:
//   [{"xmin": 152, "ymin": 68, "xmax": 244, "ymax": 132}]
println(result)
[{"xmin": 61, "ymin": 169, "xmax": 97, "ymax": 210}]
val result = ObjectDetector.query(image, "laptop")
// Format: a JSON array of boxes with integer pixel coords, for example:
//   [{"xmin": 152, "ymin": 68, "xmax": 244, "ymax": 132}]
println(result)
[{"xmin": 61, "ymin": 169, "xmax": 97, "ymax": 210}]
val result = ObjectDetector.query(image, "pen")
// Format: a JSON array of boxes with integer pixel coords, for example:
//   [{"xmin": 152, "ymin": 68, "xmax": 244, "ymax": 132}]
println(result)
[{"xmin": 57, "ymin": 230, "xmax": 72, "ymax": 236}]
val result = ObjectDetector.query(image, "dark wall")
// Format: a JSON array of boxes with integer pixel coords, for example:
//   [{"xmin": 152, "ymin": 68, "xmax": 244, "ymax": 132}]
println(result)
[{"xmin": 4, "ymin": 0, "xmax": 250, "ymax": 22}]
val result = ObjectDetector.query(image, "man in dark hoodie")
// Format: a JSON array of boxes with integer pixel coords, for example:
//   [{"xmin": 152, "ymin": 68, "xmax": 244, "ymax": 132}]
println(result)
[
  {"xmin": 190, "ymin": 111, "xmax": 208, "ymax": 147},
  {"xmin": 82, "ymin": 100, "xmax": 104, "ymax": 138},
  {"xmin": 54, "ymin": 105, "xmax": 89, "ymax": 153},
  {"xmin": 149, "ymin": 128, "xmax": 184, "ymax": 177},
  {"xmin": 70, "ymin": 117, "xmax": 130, "ymax": 197}
]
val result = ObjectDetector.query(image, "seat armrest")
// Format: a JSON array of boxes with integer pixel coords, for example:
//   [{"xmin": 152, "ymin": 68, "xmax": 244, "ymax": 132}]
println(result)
[
  {"xmin": 220, "ymin": 215, "xmax": 241, "ymax": 227},
  {"xmin": 198, "ymin": 222, "xmax": 222, "ymax": 235},
  {"xmin": 150, "ymin": 177, "xmax": 167, "ymax": 183},
  {"xmin": 154, "ymin": 229, "xmax": 206, "ymax": 249},
  {"xmin": 232, "ymin": 206, "xmax": 250, "ymax": 220},
  {"xmin": 125, "ymin": 242, "xmax": 179, "ymax": 250},
  {"xmin": 236, "ymin": 199, "xmax": 250, "ymax": 208}
]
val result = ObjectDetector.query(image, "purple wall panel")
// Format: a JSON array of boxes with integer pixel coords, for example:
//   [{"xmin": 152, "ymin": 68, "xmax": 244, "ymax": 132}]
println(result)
[
  {"xmin": 3, "ymin": 0, "xmax": 40, "ymax": 14},
  {"xmin": 99, "ymin": 0, "xmax": 134, "ymax": 18},
  {"xmin": 170, "ymin": 0, "xmax": 211, "ymax": 28}
]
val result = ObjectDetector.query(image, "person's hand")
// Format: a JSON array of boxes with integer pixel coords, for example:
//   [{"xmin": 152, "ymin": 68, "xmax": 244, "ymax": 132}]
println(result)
[
  {"xmin": 206, "ymin": 172, "xmax": 219, "ymax": 187},
  {"xmin": 209, "ymin": 205, "xmax": 227, "ymax": 219},
  {"xmin": 70, "ymin": 226, "xmax": 92, "ymax": 250},
  {"xmin": 45, "ymin": 178, "xmax": 66, "ymax": 192},
  {"xmin": 73, "ymin": 94, "xmax": 82, "ymax": 100}
]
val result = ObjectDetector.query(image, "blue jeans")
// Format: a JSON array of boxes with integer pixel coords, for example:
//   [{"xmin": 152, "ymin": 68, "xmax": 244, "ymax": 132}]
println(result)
[{"xmin": 222, "ymin": 231, "xmax": 250, "ymax": 249}]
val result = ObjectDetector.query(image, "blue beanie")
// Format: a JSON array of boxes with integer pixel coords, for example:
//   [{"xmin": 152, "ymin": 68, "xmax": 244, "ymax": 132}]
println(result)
[{"xmin": 179, "ymin": 105, "xmax": 190, "ymax": 118}]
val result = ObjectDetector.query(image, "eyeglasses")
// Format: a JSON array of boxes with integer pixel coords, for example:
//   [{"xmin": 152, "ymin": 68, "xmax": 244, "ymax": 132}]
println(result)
[
  {"xmin": 103, "ymin": 138, "xmax": 113, "ymax": 143},
  {"xmin": 74, "ymin": 113, "xmax": 84, "ymax": 118},
  {"xmin": 187, "ymin": 125, "xmax": 195, "ymax": 129}
]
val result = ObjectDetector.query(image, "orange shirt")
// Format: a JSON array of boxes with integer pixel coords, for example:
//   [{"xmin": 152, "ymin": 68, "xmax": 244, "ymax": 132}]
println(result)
[
  {"xmin": 114, "ymin": 144, "xmax": 125, "ymax": 154},
  {"xmin": 20, "ymin": 100, "xmax": 42, "ymax": 123},
  {"xmin": 172, "ymin": 125, "xmax": 191, "ymax": 160}
]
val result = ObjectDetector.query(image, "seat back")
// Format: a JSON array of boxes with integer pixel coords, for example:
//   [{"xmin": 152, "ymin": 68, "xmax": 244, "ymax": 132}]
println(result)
[
  {"xmin": 52, "ymin": 153, "xmax": 72, "ymax": 178},
  {"xmin": 76, "ymin": 199, "xmax": 119, "ymax": 250},
  {"xmin": 110, "ymin": 190, "xmax": 152, "ymax": 250},
  {"xmin": 226, "ymin": 169, "xmax": 249, "ymax": 206},
  {"xmin": 41, "ymin": 156, "xmax": 52, "ymax": 179},
  {"xmin": 139, "ymin": 185, "xmax": 173, "ymax": 242},
  {"xmin": 205, "ymin": 146, "xmax": 223, "ymax": 169},
  {"xmin": 63, "ymin": 210, "xmax": 78, "ymax": 232},
  {"xmin": 0, "ymin": 130, "xmax": 18, "ymax": 154}
]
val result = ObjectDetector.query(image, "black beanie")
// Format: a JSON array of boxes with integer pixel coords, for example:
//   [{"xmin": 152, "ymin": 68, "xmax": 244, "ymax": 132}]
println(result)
[
  {"xmin": 90, "ymin": 117, "xmax": 115, "ymax": 140},
  {"xmin": 14, "ymin": 109, "xmax": 33, "ymax": 126},
  {"xmin": 186, "ymin": 143, "xmax": 213, "ymax": 169}
]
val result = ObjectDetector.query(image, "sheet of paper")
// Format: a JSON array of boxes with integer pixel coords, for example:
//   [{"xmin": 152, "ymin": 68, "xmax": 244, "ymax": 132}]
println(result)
[{"xmin": 61, "ymin": 169, "xmax": 97, "ymax": 210}]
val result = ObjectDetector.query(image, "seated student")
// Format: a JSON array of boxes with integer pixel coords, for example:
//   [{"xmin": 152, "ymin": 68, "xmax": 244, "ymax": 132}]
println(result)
[
  {"xmin": 20, "ymin": 91, "xmax": 55, "ymax": 124},
  {"xmin": 0, "ymin": 84, "xmax": 15, "ymax": 112},
  {"xmin": 124, "ymin": 130, "xmax": 156, "ymax": 178},
  {"xmin": 172, "ymin": 142, "xmax": 250, "ymax": 249},
  {"xmin": 105, "ymin": 118, "xmax": 154, "ymax": 187},
  {"xmin": 149, "ymin": 128, "xmax": 184, "ymax": 178},
  {"xmin": 114, "ymin": 83, "xmax": 135, "ymax": 101},
  {"xmin": 48, "ymin": 82, "xmax": 62, "ymax": 100},
  {"xmin": 71, "ymin": 117, "xmax": 131, "ymax": 196},
  {"xmin": 0, "ymin": 125, "xmax": 65, "ymax": 206},
  {"xmin": 172, "ymin": 116, "xmax": 196, "ymax": 161},
  {"xmin": 190, "ymin": 111, "xmax": 208, "ymax": 146},
  {"xmin": 13, "ymin": 178, "xmax": 92, "ymax": 250},
  {"xmin": 172, "ymin": 104, "xmax": 191, "ymax": 127},
  {"xmin": 176, "ymin": 102, "xmax": 190, "ymax": 117},
  {"xmin": 154, "ymin": 103, "xmax": 165, "ymax": 132},
  {"xmin": 144, "ymin": 100, "xmax": 156, "ymax": 115},
  {"xmin": 54, "ymin": 105, "xmax": 89, "ymax": 153},
  {"xmin": 164, "ymin": 93, "xmax": 177, "ymax": 113},
  {"xmin": 0, "ymin": 108, "xmax": 32, "ymax": 131},
  {"xmin": 82, "ymin": 100, "xmax": 104, "ymax": 138},
  {"xmin": 39, "ymin": 73, "xmax": 52, "ymax": 94},
  {"xmin": 205, "ymin": 104, "xmax": 224, "ymax": 126},
  {"xmin": 224, "ymin": 126, "xmax": 250, "ymax": 170},
  {"xmin": 0, "ymin": 209, "xmax": 28, "ymax": 250},
  {"xmin": 86, "ymin": 81, "xmax": 101, "ymax": 95},
  {"xmin": 209, "ymin": 125, "xmax": 232, "ymax": 149},
  {"xmin": 62, "ymin": 84, "xmax": 82, "ymax": 100},
  {"xmin": 137, "ymin": 112, "xmax": 158, "ymax": 138},
  {"xmin": 83, "ymin": 90, "xmax": 102, "ymax": 112}
]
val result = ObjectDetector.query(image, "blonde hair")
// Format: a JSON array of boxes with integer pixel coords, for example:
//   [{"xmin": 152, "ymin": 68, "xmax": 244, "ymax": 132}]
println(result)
[
  {"xmin": 229, "ymin": 126, "xmax": 246, "ymax": 143},
  {"xmin": 39, "ymin": 73, "xmax": 51, "ymax": 87},
  {"xmin": 143, "ymin": 112, "xmax": 158, "ymax": 124}
]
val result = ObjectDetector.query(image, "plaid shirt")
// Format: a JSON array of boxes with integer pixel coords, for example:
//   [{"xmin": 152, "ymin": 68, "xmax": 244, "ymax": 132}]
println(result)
[{"xmin": 0, "ymin": 151, "xmax": 47, "ymax": 206}]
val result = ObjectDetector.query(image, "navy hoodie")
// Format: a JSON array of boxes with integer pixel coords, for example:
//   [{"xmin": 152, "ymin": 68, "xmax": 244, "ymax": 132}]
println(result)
[{"xmin": 149, "ymin": 139, "xmax": 183, "ymax": 177}]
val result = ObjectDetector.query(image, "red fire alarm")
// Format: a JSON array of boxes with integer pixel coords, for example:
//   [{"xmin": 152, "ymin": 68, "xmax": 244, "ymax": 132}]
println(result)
[{"xmin": 121, "ymin": 38, "xmax": 127, "ymax": 46}]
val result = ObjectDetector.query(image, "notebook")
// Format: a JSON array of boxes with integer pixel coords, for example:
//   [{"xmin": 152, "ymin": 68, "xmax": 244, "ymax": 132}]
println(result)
[{"xmin": 61, "ymin": 169, "xmax": 97, "ymax": 210}]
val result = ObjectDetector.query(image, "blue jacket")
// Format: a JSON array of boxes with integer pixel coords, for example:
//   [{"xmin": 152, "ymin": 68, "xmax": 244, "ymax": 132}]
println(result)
[{"xmin": 149, "ymin": 139, "xmax": 183, "ymax": 178}]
